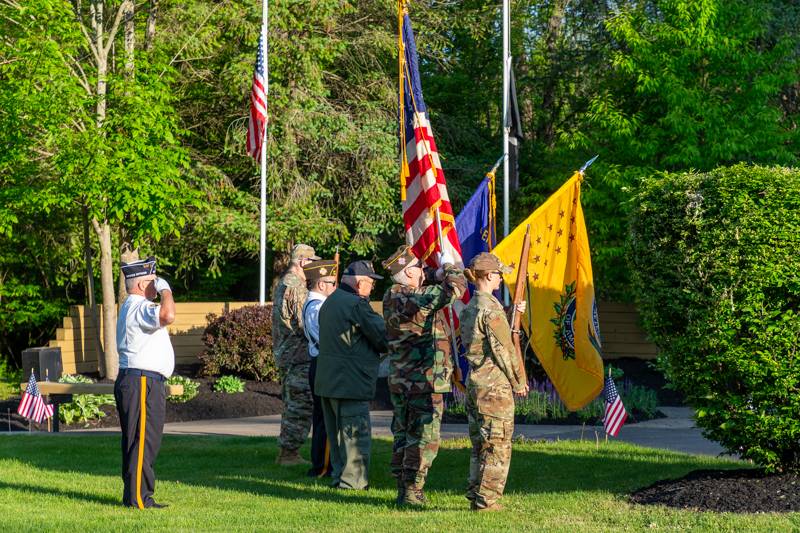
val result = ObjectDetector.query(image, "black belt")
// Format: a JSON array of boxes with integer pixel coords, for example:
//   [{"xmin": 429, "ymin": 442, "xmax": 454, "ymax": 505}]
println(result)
[{"xmin": 118, "ymin": 368, "xmax": 167, "ymax": 382}]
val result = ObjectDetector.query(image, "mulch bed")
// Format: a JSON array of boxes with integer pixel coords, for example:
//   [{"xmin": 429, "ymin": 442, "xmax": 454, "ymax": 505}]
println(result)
[
  {"xmin": 630, "ymin": 468, "xmax": 800, "ymax": 513},
  {"xmin": 75, "ymin": 377, "xmax": 285, "ymax": 430},
  {"xmin": 0, "ymin": 376, "xmax": 394, "ymax": 432},
  {"xmin": 0, "ymin": 377, "xmax": 284, "ymax": 432}
]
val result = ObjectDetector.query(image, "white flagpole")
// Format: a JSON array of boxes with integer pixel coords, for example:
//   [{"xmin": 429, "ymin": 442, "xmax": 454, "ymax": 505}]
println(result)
[
  {"xmin": 502, "ymin": 0, "xmax": 510, "ymax": 240},
  {"xmin": 502, "ymin": 0, "xmax": 511, "ymax": 305},
  {"xmin": 259, "ymin": 0, "xmax": 269, "ymax": 305}
]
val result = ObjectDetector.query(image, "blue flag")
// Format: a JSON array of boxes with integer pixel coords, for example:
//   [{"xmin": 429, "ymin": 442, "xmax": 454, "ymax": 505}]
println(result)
[{"xmin": 455, "ymin": 176, "xmax": 496, "ymax": 268}]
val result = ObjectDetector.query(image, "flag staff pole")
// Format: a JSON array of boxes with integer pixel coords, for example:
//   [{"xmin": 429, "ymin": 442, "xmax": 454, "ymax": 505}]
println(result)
[
  {"xmin": 501, "ymin": 0, "xmax": 511, "ymax": 305},
  {"xmin": 502, "ymin": 0, "xmax": 510, "ymax": 240},
  {"xmin": 259, "ymin": 0, "xmax": 269, "ymax": 305},
  {"xmin": 434, "ymin": 208, "xmax": 463, "ymax": 384}
]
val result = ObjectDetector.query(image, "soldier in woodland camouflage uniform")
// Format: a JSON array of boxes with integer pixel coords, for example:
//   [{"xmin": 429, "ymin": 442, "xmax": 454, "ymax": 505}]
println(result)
[
  {"xmin": 382, "ymin": 245, "xmax": 467, "ymax": 506},
  {"xmin": 460, "ymin": 252, "xmax": 529, "ymax": 511},
  {"xmin": 272, "ymin": 244, "xmax": 320, "ymax": 466}
]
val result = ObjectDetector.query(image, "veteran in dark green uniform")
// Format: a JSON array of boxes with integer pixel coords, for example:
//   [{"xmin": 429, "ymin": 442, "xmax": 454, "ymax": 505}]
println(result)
[
  {"xmin": 382, "ymin": 245, "xmax": 466, "ymax": 505},
  {"xmin": 315, "ymin": 260, "xmax": 387, "ymax": 490},
  {"xmin": 460, "ymin": 252, "xmax": 528, "ymax": 512}
]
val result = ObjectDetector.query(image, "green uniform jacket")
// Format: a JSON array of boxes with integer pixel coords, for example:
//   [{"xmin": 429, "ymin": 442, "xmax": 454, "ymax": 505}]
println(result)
[
  {"xmin": 382, "ymin": 264, "xmax": 466, "ymax": 395},
  {"xmin": 315, "ymin": 284, "xmax": 388, "ymax": 400}
]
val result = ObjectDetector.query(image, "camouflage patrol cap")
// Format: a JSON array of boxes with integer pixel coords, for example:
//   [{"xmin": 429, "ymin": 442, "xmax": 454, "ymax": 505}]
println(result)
[
  {"xmin": 304, "ymin": 259, "xmax": 338, "ymax": 281},
  {"xmin": 469, "ymin": 252, "xmax": 514, "ymax": 274},
  {"xmin": 381, "ymin": 245, "xmax": 420, "ymax": 275},
  {"xmin": 291, "ymin": 243, "xmax": 321, "ymax": 261}
]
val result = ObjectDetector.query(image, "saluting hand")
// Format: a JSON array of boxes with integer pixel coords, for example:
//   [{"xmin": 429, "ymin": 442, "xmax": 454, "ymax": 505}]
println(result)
[{"xmin": 154, "ymin": 277, "xmax": 172, "ymax": 294}]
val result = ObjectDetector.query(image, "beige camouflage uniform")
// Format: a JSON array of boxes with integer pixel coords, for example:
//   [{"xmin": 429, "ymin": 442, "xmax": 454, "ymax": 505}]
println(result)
[
  {"xmin": 459, "ymin": 289, "xmax": 526, "ymax": 510},
  {"xmin": 272, "ymin": 270, "xmax": 313, "ymax": 453}
]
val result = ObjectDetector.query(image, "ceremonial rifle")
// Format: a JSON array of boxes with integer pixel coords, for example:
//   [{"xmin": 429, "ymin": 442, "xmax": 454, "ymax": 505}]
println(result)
[{"xmin": 508, "ymin": 224, "xmax": 531, "ymax": 386}]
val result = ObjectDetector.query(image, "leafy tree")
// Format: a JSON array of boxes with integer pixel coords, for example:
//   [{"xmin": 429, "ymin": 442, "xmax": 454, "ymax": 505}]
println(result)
[{"xmin": 0, "ymin": 1, "xmax": 199, "ymax": 376}]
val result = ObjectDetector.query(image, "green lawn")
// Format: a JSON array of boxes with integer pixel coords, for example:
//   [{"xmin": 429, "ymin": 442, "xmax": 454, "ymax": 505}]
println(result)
[{"xmin": 0, "ymin": 435, "xmax": 797, "ymax": 532}]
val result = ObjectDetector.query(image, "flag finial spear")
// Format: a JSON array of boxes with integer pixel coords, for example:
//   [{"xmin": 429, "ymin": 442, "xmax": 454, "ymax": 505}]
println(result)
[{"xmin": 579, "ymin": 155, "xmax": 599, "ymax": 175}]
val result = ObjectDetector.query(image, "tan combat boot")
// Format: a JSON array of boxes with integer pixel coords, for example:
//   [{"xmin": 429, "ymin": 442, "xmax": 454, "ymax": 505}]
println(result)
[
  {"xmin": 471, "ymin": 502, "xmax": 504, "ymax": 512},
  {"xmin": 402, "ymin": 482, "xmax": 427, "ymax": 506},
  {"xmin": 275, "ymin": 448, "xmax": 310, "ymax": 466}
]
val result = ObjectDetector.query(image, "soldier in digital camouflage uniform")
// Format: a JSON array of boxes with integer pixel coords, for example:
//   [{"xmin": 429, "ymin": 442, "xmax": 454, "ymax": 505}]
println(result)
[
  {"xmin": 272, "ymin": 243, "xmax": 320, "ymax": 466},
  {"xmin": 382, "ymin": 245, "xmax": 467, "ymax": 506},
  {"xmin": 460, "ymin": 252, "xmax": 528, "ymax": 511}
]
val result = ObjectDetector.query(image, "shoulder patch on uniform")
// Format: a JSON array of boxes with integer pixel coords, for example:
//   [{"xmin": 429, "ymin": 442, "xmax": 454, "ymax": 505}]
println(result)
[{"xmin": 485, "ymin": 309, "xmax": 506, "ymax": 325}]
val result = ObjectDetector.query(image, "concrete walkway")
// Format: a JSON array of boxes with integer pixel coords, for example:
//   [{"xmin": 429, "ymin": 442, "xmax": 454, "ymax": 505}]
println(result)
[{"xmin": 67, "ymin": 405, "xmax": 725, "ymax": 457}]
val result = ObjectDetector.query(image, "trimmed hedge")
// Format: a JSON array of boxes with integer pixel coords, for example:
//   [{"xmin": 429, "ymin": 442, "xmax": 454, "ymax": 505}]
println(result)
[
  {"xmin": 628, "ymin": 164, "xmax": 800, "ymax": 472},
  {"xmin": 200, "ymin": 304, "xmax": 278, "ymax": 382}
]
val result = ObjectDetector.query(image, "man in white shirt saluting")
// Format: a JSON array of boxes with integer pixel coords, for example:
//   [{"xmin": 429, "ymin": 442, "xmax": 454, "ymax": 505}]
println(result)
[{"xmin": 114, "ymin": 256, "xmax": 175, "ymax": 509}]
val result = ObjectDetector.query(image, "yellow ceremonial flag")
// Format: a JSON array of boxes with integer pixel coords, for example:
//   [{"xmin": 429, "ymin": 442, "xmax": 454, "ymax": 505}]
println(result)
[{"xmin": 493, "ymin": 171, "xmax": 603, "ymax": 410}]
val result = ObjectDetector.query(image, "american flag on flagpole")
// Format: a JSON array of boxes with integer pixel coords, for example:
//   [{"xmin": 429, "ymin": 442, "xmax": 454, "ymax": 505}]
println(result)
[
  {"xmin": 17, "ymin": 372, "xmax": 54, "ymax": 424},
  {"xmin": 602, "ymin": 375, "xmax": 628, "ymax": 437},
  {"xmin": 399, "ymin": 6, "xmax": 471, "ymax": 387},
  {"xmin": 399, "ymin": 10, "xmax": 463, "ymax": 272},
  {"xmin": 246, "ymin": 30, "xmax": 267, "ymax": 161}
]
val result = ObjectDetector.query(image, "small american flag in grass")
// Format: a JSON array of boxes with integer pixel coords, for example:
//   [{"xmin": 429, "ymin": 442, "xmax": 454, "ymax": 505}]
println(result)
[
  {"xmin": 603, "ymin": 376, "xmax": 627, "ymax": 437},
  {"xmin": 17, "ymin": 372, "xmax": 53, "ymax": 423}
]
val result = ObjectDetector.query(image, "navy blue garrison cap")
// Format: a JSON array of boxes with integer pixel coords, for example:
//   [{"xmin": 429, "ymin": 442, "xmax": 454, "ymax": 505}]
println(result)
[
  {"xmin": 342, "ymin": 260, "xmax": 383, "ymax": 280},
  {"xmin": 121, "ymin": 256, "xmax": 157, "ymax": 280}
]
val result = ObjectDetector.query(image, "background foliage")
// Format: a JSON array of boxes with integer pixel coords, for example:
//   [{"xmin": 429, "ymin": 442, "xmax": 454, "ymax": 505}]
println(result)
[
  {"xmin": 1, "ymin": 0, "xmax": 799, "ymax": 367},
  {"xmin": 628, "ymin": 164, "xmax": 800, "ymax": 472}
]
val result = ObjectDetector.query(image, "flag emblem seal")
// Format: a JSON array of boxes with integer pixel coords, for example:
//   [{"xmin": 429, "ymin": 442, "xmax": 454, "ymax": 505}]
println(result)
[
  {"xmin": 551, "ymin": 282, "xmax": 578, "ymax": 361},
  {"xmin": 551, "ymin": 285, "xmax": 604, "ymax": 361}
]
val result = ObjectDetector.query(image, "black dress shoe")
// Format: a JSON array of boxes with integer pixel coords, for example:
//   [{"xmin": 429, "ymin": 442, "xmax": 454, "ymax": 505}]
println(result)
[{"xmin": 147, "ymin": 502, "xmax": 169, "ymax": 509}]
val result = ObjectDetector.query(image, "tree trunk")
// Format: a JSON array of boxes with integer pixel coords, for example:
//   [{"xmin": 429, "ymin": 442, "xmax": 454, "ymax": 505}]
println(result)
[
  {"xmin": 123, "ymin": 0, "xmax": 134, "ymax": 75},
  {"xmin": 92, "ymin": 0, "xmax": 106, "ymax": 127},
  {"xmin": 82, "ymin": 205, "xmax": 106, "ymax": 377},
  {"xmin": 144, "ymin": 0, "xmax": 159, "ymax": 51},
  {"xmin": 538, "ymin": 0, "xmax": 569, "ymax": 147},
  {"xmin": 93, "ymin": 219, "xmax": 119, "ymax": 380}
]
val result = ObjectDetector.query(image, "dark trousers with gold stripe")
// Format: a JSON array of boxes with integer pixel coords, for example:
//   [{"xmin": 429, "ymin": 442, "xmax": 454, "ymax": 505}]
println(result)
[
  {"xmin": 114, "ymin": 370, "xmax": 166, "ymax": 508},
  {"xmin": 308, "ymin": 357, "xmax": 331, "ymax": 476}
]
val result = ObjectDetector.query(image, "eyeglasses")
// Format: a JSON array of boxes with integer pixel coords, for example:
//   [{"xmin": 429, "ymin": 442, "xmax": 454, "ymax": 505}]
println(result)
[
  {"xmin": 360, "ymin": 278, "xmax": 376, "ymax": 287},
  {"xmin": 321, "ymin": 280, "xmax": 336, "ymax": 286}
]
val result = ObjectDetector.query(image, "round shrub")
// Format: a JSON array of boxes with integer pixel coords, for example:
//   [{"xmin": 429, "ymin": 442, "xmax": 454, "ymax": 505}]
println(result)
[
  {"xmin": 200, "ymin": 304, "xmax": 277, "ymax": 381},
  {"xmin": 628, "ymin": 164, "xmax": 800, "ymax": 472}
]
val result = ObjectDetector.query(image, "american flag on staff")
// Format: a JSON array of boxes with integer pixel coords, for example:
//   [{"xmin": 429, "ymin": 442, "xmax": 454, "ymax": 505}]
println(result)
[
  {"xmin": 602, "ymin": 376, "xmax": 627, "ymax": 437},
  {"xmin": 399, "ymin": 10, "xmax": 464, "ymax": 272},
  {"xmin": 17, "ymin": 372, "xmax": 54, "ymax": 423},
  {"xmin": 399, "ymin": 5, "xmax": 470, "ymax": 386},
  {"xmin": 246, "ymin": 30, "xmax": 267, "ymax": 161}
]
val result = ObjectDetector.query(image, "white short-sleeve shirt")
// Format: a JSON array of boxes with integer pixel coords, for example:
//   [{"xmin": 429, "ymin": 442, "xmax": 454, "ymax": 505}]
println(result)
[{"xmin": 116, "ymin": 294, "xmax": 174, "ymax": 378}]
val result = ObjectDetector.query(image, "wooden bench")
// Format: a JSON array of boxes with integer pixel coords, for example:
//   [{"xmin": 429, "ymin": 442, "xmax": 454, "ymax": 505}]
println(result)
[{"xmin": 20, "ymin": 381, "xmax": 184, "ymax": 432}]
